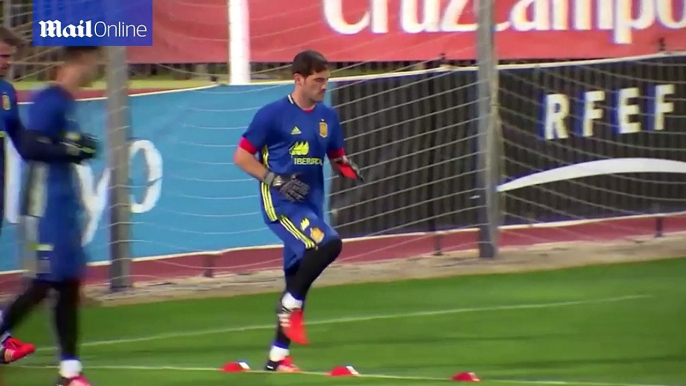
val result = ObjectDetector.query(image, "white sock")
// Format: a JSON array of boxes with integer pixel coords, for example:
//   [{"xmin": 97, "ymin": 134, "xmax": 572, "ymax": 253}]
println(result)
[
  {"xmin": 268, "ymin": 345, "xmax": 289, "ymax": 362},
  {"xmin": 59, "ymin": 359, "xmax": 82, "ymax": 378},
  {"xmin": 281, "ymin": 292, "xmax": 303, "ymax": 310}
]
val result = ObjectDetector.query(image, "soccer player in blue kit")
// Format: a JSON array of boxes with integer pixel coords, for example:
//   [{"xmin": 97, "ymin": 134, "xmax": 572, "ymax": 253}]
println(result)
[
  {"xmin": 0, "ymin": 46, "xmax": 100, "ymax": 386},
  {"xmin": 0, "ymin": 26, "xmax": 37, "ymax": 364},
  {"xmin": 234, "ymin": 50, "xmax": 364, "ymax": 372}
]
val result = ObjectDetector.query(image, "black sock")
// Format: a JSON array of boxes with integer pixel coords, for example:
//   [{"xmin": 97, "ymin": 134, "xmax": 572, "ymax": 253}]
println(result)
[
  {"xmin": 286, "ymin": 238, "xmax": 342, "ymax": 300},
  {"xmin": 272, "ymin": 266, "xmax": 301, "ymax": 351},
  {"xmin": 0, "ymin": 279, "xmax": 51, "ymax": 336},
  {"xmin": 53, "ymin": 279, "xmax": 80, "ymax": 360}
]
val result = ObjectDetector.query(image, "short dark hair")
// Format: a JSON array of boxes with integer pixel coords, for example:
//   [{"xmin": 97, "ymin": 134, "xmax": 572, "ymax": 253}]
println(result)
[
  {"xmin": 62, "ymin": 46, "xmax": 101, "ymax": 62},
  {"xmin": 0, "ymin": 27, "xmax": 24, "ymax": 47},
  {"xmin": 292, "ymin": 50, "xmax": 328, "ymax": 77}
]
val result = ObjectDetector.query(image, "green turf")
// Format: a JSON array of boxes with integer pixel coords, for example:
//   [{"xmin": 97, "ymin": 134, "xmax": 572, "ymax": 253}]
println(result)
[{"xmin": 1, "ymin": 258, "xmax": 685, "ymax": 386}]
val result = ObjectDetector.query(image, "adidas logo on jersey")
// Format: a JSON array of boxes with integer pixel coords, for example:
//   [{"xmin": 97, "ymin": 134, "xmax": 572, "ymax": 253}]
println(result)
[{"xmin": 291, "ymin": 127, "xmax": 301, "ymax": 135}]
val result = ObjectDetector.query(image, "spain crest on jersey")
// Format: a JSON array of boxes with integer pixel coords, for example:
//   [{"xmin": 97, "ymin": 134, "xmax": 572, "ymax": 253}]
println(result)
[
  {"xmin": 319, "ymin": 120, "xmax": 328, "ymax": 138},
  {"xmin": 2, "ymin": 94, "xmax": 9, "ymax": 111},
  {"xmin": 309, "ymin": 227, "xmax": 324, "ymax": 243}
]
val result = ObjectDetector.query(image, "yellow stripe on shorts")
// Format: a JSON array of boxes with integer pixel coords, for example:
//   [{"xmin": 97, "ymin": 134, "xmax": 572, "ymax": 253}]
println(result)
[
  {"xmin": 260, "ymin": 146, "xmax": 277, "ymax": 221},
  {"xmin": 279, "ymin": 216, "xmax": 316, "ymax": 249}
]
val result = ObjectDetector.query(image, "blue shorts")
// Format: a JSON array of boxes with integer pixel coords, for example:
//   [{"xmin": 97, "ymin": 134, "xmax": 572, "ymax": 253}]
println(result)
[
  {"xmin": 267, "ymin": 205, "xmax": 339, "ymax": 271},
  {"xmin": 19, "ymin": 215, "xmax": 86, "ymax": 282}
]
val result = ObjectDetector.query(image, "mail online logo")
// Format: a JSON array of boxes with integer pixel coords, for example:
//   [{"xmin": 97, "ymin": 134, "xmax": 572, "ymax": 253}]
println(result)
[
  {"xmin": 38, "ymin": 20, "xmax": 148, "ymax": 39},
  {"xmin": 32, "ymin": 0, "xmax": 153, "ymax": 46}
]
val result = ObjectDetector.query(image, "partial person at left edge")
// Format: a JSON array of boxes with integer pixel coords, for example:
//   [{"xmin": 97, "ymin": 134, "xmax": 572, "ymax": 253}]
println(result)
[{"xmin": 0, "ymin": 26, "xmax": 37, "ymax": 364}]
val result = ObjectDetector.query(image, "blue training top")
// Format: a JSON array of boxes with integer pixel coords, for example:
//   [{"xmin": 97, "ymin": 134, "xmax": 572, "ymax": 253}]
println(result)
[
  {"xmin": 239, "ymin": 94, "xmax": 346, "ymax": 222},
  {"xmin": 21, "ymin": 84, "xmax": 82, "ymax": 218}
]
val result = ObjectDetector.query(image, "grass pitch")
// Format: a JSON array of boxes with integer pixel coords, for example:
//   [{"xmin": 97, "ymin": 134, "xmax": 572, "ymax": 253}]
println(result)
[{"xmin": 1, "ymin": 258, "xmax": 685, "ymax": 386}]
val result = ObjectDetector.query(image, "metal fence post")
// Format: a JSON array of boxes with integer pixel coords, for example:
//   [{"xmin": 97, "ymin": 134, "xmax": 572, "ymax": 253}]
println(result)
[
  {"xmin": 105, "ymin": 46, "xmax": 132, "ymax": 291},
  {"xmin": 475, "ymin": 0, "xmax": 500, "ymax": 258}
]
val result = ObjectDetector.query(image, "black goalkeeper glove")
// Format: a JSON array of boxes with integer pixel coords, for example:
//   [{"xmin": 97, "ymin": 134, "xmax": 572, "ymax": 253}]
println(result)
[
  {"xmin": 62, "ymin": 132, "xmax": 99, "ymax": 163},
  {"xmin": 335, "ymin": 157, "xmax": 364, "ymax": 182},
  {"xmin": 263, "ymin": 170, "xmax": 310, "ymax": 202}
]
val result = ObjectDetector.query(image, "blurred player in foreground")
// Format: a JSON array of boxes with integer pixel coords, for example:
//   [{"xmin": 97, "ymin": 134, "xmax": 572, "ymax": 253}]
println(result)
[
  {"xmin": 234, "ymin": 50, "xmax": 364, "ymax": 372},
  {"xmin": 0, "ymin": 46, "xmax": 100, "ymax": 386},
  {"xmin": 0, "ymin": 26, "xmax": 37, "ymax": 364}
]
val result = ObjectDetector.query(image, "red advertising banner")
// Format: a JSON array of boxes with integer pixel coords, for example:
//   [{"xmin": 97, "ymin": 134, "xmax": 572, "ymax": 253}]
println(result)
[
  {"xmin": 127, "ymin": 0, "xmax": 227, "ymax": 64},
  {"xmin": 127, "ymin": 0, "xmax": 686, "ymax": 64}
]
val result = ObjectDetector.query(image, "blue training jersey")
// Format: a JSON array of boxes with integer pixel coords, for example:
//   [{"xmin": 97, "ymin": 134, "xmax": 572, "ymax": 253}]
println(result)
[
  {"xmin": 0, "ymin": 79, "xmax": 21, "ymax": 226},
  {"xmin": 21, "ymin": 84, "xmax": 82, "ymax": 218},
  {"xmin": 241, "ymin": 94, "xmax": 346, "ymax": 222}
]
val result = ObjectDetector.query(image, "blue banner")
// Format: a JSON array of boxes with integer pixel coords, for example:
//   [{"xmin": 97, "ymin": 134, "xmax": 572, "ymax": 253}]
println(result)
[
  {"xmin": 32, "ymin": 0, "xmax": 153, "ymax": 46},
  {"xmin": 0, "ymin": 84, "xmax": 334, "ymax": 272}
]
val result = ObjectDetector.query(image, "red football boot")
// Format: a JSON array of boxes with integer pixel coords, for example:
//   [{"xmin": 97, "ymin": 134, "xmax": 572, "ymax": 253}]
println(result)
[
  {"xmin": 265, "ymin": 356, "xmax": 301, "ymax": 373},
  {"xmin": 277, "ymin": 306, "xmax": 308, "ymax": 345},
  {"xmin": 58, "ymin": 374, "xmax": 92, "ymax": 386},
  {"xmin": 0, "ymin": 337, "xmax": 36, "ymax": 364}
]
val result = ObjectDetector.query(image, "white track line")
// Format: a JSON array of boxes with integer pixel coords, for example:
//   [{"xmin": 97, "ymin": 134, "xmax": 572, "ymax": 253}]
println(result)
[
  {"xmin": 33, "ymin": 294, "xmax": 650, "ymax": 352},
  {"xmin": 16, "ymin": 364, "xmax": 670, "ymax": 386},
  {"xmin": 492, "ymin": 380, "xmax": 671, "ymax": 386}
]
